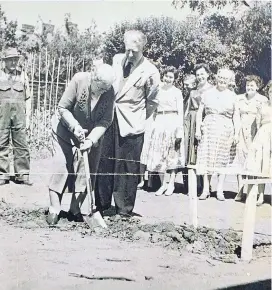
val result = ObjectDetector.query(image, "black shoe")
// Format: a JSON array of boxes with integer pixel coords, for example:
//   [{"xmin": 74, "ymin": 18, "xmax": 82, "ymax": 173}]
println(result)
[
  {"xmin": 46, "ymin": 213, "xmax": 59, "ymax": 226},
  {"xmin": 67, "ymin": 211, "xmax": 84, "ymax": 222}
]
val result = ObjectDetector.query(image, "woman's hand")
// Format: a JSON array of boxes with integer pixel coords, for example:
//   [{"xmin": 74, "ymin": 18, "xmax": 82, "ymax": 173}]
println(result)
[
  {"xmin": 73, "ymin": 125, "xmax": 88, "ymax": 142},
  {"xmin": 195, "ymin": 129, "xmax": 201, "ymax": 141},
  {"xmin": 80, "ymin": 139, "xmax": 93, "ymax": 153},
  {"xmin": 175, "ymin": 138, "xmax": 182, "ymax": 151}
]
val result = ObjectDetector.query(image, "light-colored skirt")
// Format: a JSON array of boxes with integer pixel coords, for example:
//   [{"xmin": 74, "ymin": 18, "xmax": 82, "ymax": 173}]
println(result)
[
  {"xmin": 196, "ymin": 114, "xmax": 235, "ymax": 175},
  {"xmin": 142, "ymin": 113, "xmax": 185, "ymax": 173},
  {"xmin": 244, "ymin": 123, "xmax": 272, "ymax": 178}
]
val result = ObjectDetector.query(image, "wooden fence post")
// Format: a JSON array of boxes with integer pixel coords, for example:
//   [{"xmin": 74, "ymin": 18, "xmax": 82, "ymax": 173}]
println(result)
[
  {"xmin": 188, "ymin": 166, "xmax": 198, "ymax": 228},
  {"xmin": 241, "ymin": 183, "xmax": 258, "ymax": 261}
]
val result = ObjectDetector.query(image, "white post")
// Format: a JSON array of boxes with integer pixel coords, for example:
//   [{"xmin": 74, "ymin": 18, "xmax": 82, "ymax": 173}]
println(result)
[
  {"xmin": 188, "ymin": 168, "xmax": 198, "ymax": 228},
  {"xmin": 241, "ymin": 183, "xmax": 258, "ymax": 261}
]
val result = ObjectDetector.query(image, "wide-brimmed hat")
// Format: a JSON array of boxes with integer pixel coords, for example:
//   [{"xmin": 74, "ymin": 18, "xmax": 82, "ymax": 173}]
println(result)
[{"xmin": 2, "ymin": 47, "xmax": 21, "ymax": 60}]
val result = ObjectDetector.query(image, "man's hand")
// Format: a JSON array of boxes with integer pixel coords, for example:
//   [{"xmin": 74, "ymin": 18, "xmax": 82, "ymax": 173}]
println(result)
[
  {"xmin": 73, "ymin": 125, "xmax": 88, "ymax": 142},
  {"xmin": 80, "ymin": 139, "xmax": 93, "ymax": 153},
  {"xmin": 175, "ymin": 138, "xmax": 182, "ymax": 151}
]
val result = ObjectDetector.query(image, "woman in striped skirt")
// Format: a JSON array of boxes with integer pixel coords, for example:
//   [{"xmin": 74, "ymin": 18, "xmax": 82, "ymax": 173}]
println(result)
[{"xmin": 195, "ymin": 68, "xmax": 240, "ymax": 200}]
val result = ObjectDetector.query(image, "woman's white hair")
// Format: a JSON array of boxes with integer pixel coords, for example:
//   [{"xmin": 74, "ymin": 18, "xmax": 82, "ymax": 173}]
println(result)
[
  {"xmin": 94, "ymin": 63, "xmax": 116, "ymax": 85},
  {"xmin": 217, "ymin": 68, "xmax": 233, "ymax": 79}
]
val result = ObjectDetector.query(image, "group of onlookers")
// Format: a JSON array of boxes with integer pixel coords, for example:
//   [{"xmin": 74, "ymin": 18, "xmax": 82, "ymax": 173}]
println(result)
[{"xmin": 138, "ymin": 63, "xmax": 271, "ymax": 206}]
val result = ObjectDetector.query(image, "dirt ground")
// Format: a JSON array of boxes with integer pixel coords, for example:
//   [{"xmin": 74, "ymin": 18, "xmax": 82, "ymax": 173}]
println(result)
[{"xmin": 0, "ymin": 156, "xmax": 271, "ymax": 290}]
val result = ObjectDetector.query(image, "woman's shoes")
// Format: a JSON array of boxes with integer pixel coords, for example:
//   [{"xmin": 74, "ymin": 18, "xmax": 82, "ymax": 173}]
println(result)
[
  {"xmin": 216, "ymin": 192, "xmax": 225, "ymax": 201},
  {"xmin": 234, "ymin": 190, "xmax": 243, "ymax": 202},
  {"xmin": 199, "ymin": 191, "xmax": 210, "ymax": 200},
  {"xmin": 46, "ymin": 213, "xmax": 59, "ymax": 226},
  {"xmin": 165, "ymin": 185, "xmax": 175, "ymax": 196},
  {"xmin": 256, "ymin": 193, "xmax": 264, "ymax": 206},
  {"xmin": 137, "ymin": 180, "xmax": 145, "ymax": 189},
  {"xmin": 155, "ymin": 185, "xmax": 167, "ymax": 196}
]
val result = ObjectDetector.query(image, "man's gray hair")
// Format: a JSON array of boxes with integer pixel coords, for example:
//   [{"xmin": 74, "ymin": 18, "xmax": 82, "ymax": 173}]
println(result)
[{"xmin": 123, "ymin": 30, "xmax": 147, "ymax": 48}]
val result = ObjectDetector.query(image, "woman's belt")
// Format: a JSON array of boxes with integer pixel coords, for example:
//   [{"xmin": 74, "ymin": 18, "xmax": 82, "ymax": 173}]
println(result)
[
  {"xmin": 205, "ymin": 112, "xmax": 232, "ymax": 119},
  {"xmin": 157, "ymin": 110, "xmax": 178, "ymax": 115}
]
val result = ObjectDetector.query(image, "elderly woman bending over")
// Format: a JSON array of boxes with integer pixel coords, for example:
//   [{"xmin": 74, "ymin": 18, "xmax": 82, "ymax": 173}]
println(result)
[
  {"xmin": 46, "ymin": 64, "xmax": 115, "ymax": 226},
  {"xmin": 195, "ymin": 68, "xmax": 240, "ymax": 200}
]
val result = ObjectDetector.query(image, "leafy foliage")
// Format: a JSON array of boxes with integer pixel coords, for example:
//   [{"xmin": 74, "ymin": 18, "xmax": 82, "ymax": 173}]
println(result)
[
  {"xmin": 172, "ymin": 0, "xmax": 250, "ymax": 13},
  {"xmin": 103, "ymin": 2, "xmax": 271, "ymax": 91}
]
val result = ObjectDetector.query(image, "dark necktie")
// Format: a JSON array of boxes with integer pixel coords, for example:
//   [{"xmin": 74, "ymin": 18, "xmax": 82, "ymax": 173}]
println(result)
[{"xmin": 123, "ymin": 62, "xmax": 133, "ymax": 78}]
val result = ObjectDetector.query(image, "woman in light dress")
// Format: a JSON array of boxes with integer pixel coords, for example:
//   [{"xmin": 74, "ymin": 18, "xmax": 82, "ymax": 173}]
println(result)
[
  {"xmin": 195, "ymin": 68, "xmax": 240, "ymax": 201},
  {"xmin": 234, "ymin": 75, "xmax": 267, "ymax": 202},
  {"xmin": 244, "ymin": 80, "xmax": 272, "ymax": 206},
  {"xmin": 142, "ymin": 67, "xmax": 185, "ymax": 196}
]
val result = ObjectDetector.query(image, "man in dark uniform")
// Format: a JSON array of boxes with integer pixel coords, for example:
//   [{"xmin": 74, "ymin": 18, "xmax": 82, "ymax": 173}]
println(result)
[{"xmin": 0, "ymin": 47, "xmax": 32, "ymax": 186}]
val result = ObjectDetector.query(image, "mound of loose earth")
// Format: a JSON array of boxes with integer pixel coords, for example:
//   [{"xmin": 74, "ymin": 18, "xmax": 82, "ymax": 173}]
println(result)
[{"xmin": 0, "ymin": 199, "xmax": 270, "ymax": 263}]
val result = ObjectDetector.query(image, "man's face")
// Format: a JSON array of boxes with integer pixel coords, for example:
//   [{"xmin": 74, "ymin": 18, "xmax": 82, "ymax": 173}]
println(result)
[
  {"xmin": 125, "ymin": 41, "xmax": 143, "ymax": 64},
  {"xmin": 4, "ymin": 57, "xmax": 20, "ymax": 72}
]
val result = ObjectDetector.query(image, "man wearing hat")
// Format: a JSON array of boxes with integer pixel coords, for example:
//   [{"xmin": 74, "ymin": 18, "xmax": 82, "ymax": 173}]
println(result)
[
  {"xmin": 0, "ymin": 47, "xmax": 32, "ymax": 186},
  {"xmin": 95, "ymin": 30, "xmax": 160, "ymax": 217}
]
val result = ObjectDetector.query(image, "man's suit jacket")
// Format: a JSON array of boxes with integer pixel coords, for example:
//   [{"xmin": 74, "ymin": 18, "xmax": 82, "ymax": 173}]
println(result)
[{"xmin": 112, "ymin": 53, "xmax": 160, "ymax": 137}]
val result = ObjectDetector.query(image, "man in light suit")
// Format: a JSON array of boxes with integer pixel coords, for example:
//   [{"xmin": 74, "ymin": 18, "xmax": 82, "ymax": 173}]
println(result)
[{"xmin": 95, "ymin": 30, "xmax": 160, "ymax": 217}]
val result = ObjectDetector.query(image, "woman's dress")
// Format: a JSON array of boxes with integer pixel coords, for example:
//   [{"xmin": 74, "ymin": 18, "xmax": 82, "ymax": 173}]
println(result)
[
  {"xmin": 184, "ymin": 83, "xmax": 213, "ymax": 165},
  {"xmin": 142, "ymin": 85, "xmax": 185, "ymax": 173},
  {"xmin": 244, "ymin": 103, "xmax": 272, "ymax": 178},
  {"xmin": 196, "ymin": 87, "xmax": 237, "ymax": 175},
  {"xmin": 235, "ymin": 93, "xmax": 267, "ymax": 171}
]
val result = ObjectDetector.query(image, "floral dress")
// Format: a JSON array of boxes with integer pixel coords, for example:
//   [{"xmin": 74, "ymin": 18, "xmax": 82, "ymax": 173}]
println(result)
[{"xmin": 196, "ymin": 87, "xmax": 237, "ymax": 175}]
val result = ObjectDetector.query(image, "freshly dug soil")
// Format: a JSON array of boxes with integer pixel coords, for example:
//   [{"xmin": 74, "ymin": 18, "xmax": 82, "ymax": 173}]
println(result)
[{"xmin": 0, "ymin": 199, "xmax": 270, "ymax": 263}]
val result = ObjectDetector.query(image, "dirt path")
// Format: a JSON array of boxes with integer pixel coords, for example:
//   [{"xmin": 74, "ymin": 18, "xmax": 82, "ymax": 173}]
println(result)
[{"xmin": 0, "ymin": 157, "xmax": 271, "ymax": 289}]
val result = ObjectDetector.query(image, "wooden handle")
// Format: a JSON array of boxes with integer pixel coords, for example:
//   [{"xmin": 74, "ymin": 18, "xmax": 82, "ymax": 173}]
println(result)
[{"xmin": 83, "ymin": 150, "xmax": 94, "ymax": 214}]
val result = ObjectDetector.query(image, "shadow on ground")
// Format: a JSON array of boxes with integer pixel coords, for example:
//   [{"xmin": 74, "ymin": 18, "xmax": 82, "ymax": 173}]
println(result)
[{"xmin": 217, "ymin": 278, "xmax": 271, "ymax": 289}]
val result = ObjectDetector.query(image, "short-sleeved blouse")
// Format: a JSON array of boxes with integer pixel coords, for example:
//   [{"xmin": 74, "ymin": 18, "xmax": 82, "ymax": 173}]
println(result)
[{"xmin": 201, "ymin": 87, "xmax": 237, "ymax": 118}]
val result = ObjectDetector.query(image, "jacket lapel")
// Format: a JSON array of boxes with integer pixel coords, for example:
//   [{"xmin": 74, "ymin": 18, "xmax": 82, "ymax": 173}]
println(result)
[{"xmin": 116, "ymin": 58, "xmax": 146, "ymax": 100}]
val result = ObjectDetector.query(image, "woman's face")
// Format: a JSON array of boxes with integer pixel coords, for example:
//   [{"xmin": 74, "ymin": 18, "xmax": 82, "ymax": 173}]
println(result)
[
  {"xmin": 163, "ymin": 72, "xmax": 175, "ymax": 86},
  {"xmin": 92, "ymin": 79, "xmax": 111, "ymax": 96},
  {"xmin": 196, "ymin": 67, "xmax": 208, "ymax": 86},
  {"xmin": 246, "ymin": 81, "xmax": 258, "ymax": 96},
  {"xmin": 216, "ymin": 70, "xmax": 230, "ymax": 90}
]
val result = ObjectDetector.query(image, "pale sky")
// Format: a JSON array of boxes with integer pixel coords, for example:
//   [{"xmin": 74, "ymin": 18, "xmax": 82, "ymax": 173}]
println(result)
[{"xmin": 0, "ymin": 0, "xmax": 193, "ymax": 32}]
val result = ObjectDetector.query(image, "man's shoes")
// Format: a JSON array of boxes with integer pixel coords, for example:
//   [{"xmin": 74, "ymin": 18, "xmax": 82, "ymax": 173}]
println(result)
[
  {"xmin": 67, "ymin": 211, "xmax": 84, "ymax": 222},
  {"xmin": 46, "ymin": 213, "xmax": 59, "ymax": 226},
  {"xmin": 118, "ymin": 212, "xmax": 142, "ymax": 218}
]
